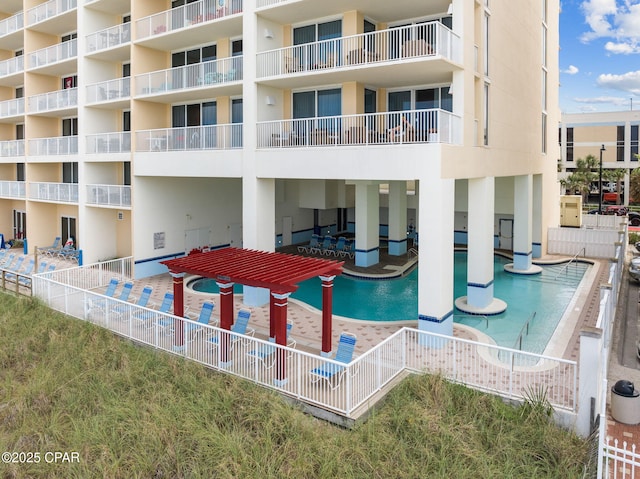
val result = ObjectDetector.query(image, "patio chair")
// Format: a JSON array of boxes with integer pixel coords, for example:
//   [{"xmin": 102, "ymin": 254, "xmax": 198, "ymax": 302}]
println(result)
[
  {"xmin": 317, "ymin": 235, "xmax": 334, "ymax": 255},
  {"xmin": 297, "ymin": 234, "xmax": 321, "ymax": 254},
  {"xmin": 21, "ymin": 262, "xmax": 55, "ymax": 288},
  {"xmin": 309, "ymin": 332, "xmax": 357, "ymax": 390},
  {"xmin": 2, "ymin": 255, "xmax": 25, "ymax": 276},
  {"xmin": 246, "ymin": 322, "xmax": 295, "ymax": 369},
  {"xmin": 37, "ymin": 236, "xmax": 61, "ymax": 256},
  {"xmin": 183, "ymin": 301, "xmax": 216, "ymax": 341},
  {"xmin": 208, "ymin": 308, "xmax": 254, "ymax": 350},
  {"xmin": 84, "ymin": 277, "xmax": 120, "ymax": 316},
  {"xmin": 133, "ymin": 291, "xmax": 174, "ymax": 326},
  {"xmin": 330, "ymin": 236, "xmax": 349, "ymax": 257},
  {"xmin": 113, "ymin": 285, "xmax": 153, "ymax": 321},
  {"xmin": 0, "ymin": 253, "xmax": 15, "ymax": 269},
  {"xmin": 5, "ymin": 258, "xmax": 34, "ymax": 283}
]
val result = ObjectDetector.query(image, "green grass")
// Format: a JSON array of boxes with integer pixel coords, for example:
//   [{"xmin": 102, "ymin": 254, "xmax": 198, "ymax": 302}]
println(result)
[{"xmin": 0, "ymin": 294, "xmax": 589, "ymax": 478}]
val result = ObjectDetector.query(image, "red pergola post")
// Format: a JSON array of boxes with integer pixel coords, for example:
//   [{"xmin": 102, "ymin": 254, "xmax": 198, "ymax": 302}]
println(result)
[
  {"xmin": 217, "ymin": 281, "xmax": 234, "ymax": 366},
  {"xmin": 170, "ymin": 272, "xmax": 185, "ymax": 351},
  {"xmin": 320, "ymin": 275, "xmax": 335, "ymax": 356},
  {"xmin": 269, "ymin": 293, "xmax": 276, "ymax": 338},
  {"xmin": 272, "ymin": 291, "xmax": 290, "ymax": 387}
]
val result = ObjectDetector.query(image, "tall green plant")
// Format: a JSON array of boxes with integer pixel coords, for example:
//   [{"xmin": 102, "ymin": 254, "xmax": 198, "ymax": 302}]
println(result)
[{"xmin": 559, "ymin": 154, "xmax": 599, "ymax": 203}]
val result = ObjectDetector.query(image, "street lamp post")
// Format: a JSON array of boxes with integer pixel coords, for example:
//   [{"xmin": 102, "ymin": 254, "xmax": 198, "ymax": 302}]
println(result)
[{"xmin": 599, "ymin": 144, "xmax": 606, "ymax": 213}]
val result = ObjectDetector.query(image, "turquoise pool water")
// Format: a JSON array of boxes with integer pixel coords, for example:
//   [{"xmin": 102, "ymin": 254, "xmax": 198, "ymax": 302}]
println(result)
[{"xmin": 188, "ymin": 252, "xmax": 589, "ymax": 353}]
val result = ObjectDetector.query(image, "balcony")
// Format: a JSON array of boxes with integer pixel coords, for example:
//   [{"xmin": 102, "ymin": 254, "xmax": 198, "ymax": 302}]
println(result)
[
  {"xmin": 0, "ymin": 180, "xmax": 26, "ymax": 199},
  {"xmin": 28, "ymin": 136, "xmax": 78, "ymax": 156},
  {"xmin": 0, "ymin": 11, "xmax": 24, "ymax": 50},
  {"xmin": 135, "ymin": 57, "xmax": 241, "ymax": 102},
  {"xmin": 135, "ymin": 0, "xmax": 242, "ymax": 50},
  {"xmin": 86, "ymin": 78, "xmax": 130, "ymax": 107},
  {"xmin": 136, "ymin": 124, "xmax": 242, "ymax": 152},
  {"xmin": 0, "ymin": 56, "xmax": 24, "ymax": 81},
  {"xmin": 0, "ymin": 140, "xmax": 25, "ymax": 158},
  {"xmin": 86, "ymin": 184, "xmax": 131, "ymax": 208},
  {"xmin": 29, "ymin": 39, "xmax": 77, "ymax": 75},
  {"xmin": 28, "ymin": 88, "xmax": 77, "ymax": 116},
  {"xmin": 27, "ymin": 0, "xmax": 77, "ymax": 33},
  {"xmin": 86, "ymin": 23, "xmax": 131, "ymax": 61},
  {"xmin": 86, "ymin": 132, "xmax": 131, "ymax": 154},
  {"xmin": 0, "ymin": 98, "xmax": 25, "ymax": 119},
  {"xmin": 257, "ymin": 109, "xmax": 461, "ymax": 148},
  {"xmin": 29, "ymin": 181, "xmax": 78, "ymax": 203},
  {"xmin": 257, "ymin": 22, "xmax": 460, "ymax": 86}
]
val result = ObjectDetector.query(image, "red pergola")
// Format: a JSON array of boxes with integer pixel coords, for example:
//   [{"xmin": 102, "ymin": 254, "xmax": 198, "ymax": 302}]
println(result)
[{"xmin": 161, "ymin": 247, "xmax": 343, "ymax": 382}]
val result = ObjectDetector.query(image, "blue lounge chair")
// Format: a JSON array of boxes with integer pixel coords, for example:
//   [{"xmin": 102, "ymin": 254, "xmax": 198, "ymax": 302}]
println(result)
[
  {"xmin": 3, "ymin": 255, "xmax": 25, "ymax": 277},
  {"xmin": 247, "ymin": 322, "xmax": 295, "ymax": 369},
  {"xmin": 0, "ymin": 253, "xmax": 15, "ymax": 269},
  {"xmin": 85, "ymin": 278, "xmax": 122, "ymax": 316},
  {"xmin": 134, "ymin": 291, "xmax": 174, "ymax": 327},
  {"xmin": 183, "ymin": 301, "xmax": 216, "ymax": 341},
  {"xmin": 297, "ymin": 234, "xmax": 321, "ymax": 254},
  {"xmin": 37, "ymin": 237, "xmax": 61, "ymax": 256},
  {"xmin": 331, "ymin": 236, "xmax": 349, "ymax": 257},
  {"xmin": 208, "ymin": 309, "xmax": 254, "ymax": 350},
  {"xmin": 310, "ymin": 332, "xmax": 357, "ymax": 389},
  {"xmin": 320, "ymin": 236, "xmax": 336, "ymax": 256},
  {"xmin": 21, "ymin": 262, "xmax": 56, "ymax": 288},
  {"xmin": 113, "ymin": 284, "xmax": 153, "ymax": 320},
  {"xmin": 6, "ymin": 258, "xmax": 34, "ymax": 283}
]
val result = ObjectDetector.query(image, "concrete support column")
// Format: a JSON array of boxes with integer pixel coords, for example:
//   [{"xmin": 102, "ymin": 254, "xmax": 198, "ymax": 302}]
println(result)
[
  {"xmin": 417, "ymin": 177, "xmax": 455, "ymax": 336},
  {"xmin": 532, "ymin": 174, "xmax": 543, "ymax": 258},
  {"xmin": 388, "ymin": 181, "xmax": 408, "ymax": 256},
  {"xmin": 242, "ymin": 177, "xmax": 275, "ymax": 307},
  {"xmin": 577, "ymin": 327, "xmax": 603, "ymax": 437},
  {"xmin": 217, "ymin": 281, "xmax": 235, "ymax": 367},
  {"xmin": 455, "ymin": 177, "xmax": 506, "ymax": 315},
  {"xmin": 505, "ymin": 175, "xmax": 542, "ymax": 275},
  {"xmin": 354, "ymin": 181, "xmax": 379, "ymax": 267},
  {"xmin": 170, "ymin": 272, "xmax": 186, "ymax": 352},
  {"xmin": 271, "ymin": 291, "xmax": 290, "ymax": 387},
  {"xmin": 320, "ymin": 275, "xmax": 335, "ymax": 356}
]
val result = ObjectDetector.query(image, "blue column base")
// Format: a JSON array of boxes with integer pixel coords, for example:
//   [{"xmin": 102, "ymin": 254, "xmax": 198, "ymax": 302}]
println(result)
[
  {"xmin": 243, "ymin": 286, "xmax": 270, "ymax": 307},
  {"xmin": 467, "ymin": 281, "xmax": 494, "ymax": 309},
  {"xmin": 388, "ymin": 239, "xmax": 408, "ymax": 256},
  {"xmin": 219, "ymin": 360, "xmax": 233, "ymax": 369},
  {"xmin": 355, "ymin": 248, "xmax": 379, "ymax": 267},
  {"xmin": 172, "ymin": 344, "xmax": 185, "ymax": 352},
  {"xmin": 321, "ymin": 350, "xmax": 331, "ymax": 358},
  {"xmin": 513, "ymin": 251, "xmax": 532, "ymax": 271},
  {"xmin": 273, "ymin": 378, "xmax": 289, "ymax": 387},
  {"xmin": 532, "ymin": 242, "xmax": 542, "ymax": 259},
  {"xmin": 417, "ymin": 312, "xmax": 454, "ymax": 348}
]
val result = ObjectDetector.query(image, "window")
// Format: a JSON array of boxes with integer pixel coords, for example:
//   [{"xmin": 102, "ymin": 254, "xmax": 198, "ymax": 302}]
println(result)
[
  {"xmin": 566, "ymin": 127, "xmax": 574, "ymax": 162},
  {"xmin": 122, "ymin": 63, "xmax": 130, "ymax": 77},
  {"xmin": 62, "ymin": 75, "xmax": 77, "ymax": 89},
  {"xmin": 617, "ymin": 125, "xmax": 625, "ymax": 162},
  {"xmin": 172, "ymin": 44, "xmax": 216, "ymax": 67},
  {"xmin": 172, "ymin": 102, "xmax": 219, "ymax": 149},
  {"xmin": 61, "ymin": 216, "xmax": 76, "ymax": 248},
  {"xmin": 62, "ymin": 118, "xmax": 78, "ymax": 136},
  {"xmin": 15, "ymin": 49, "xmax": 22, "ymax": 57},
  {"xmin": 15, "ymin": 87, "xmax": 23, "ymax": 99},
  {"xmin": 16, "ymin": 164, "xmax": 24, "ymax": 182},
  {"xmin": 293, "ymin": 20, "xmax": 342, "ymax": 67},
  {"xmin": 62, "ymin": 163, "xmax": 78, "ymax": 183},
  {"xmin": 16, "ymin": 124, "xmax": 24, "ymax": 140},
  {"xmin": 483, "ymin": 82, "xmax": 489, "ymax": 145},
  {"xmin": 61, "ymin": 33, "xmax": 77, "ymax": 42},
  {"xmin": 292, "ymin": 89, "xmax": 341, "ymax": 135},
  {"xmin": 483, "ymin": 13, "xmax": 489, "ymax": 77},
  {"xmin": 123, "ymin": 162, "xmax": 131, "ymax": 186},
  {"xmin": 632, "ymin": 125, "xmax": 639, "ymax": 161},
  {"xmin": 541, "ymin": 113, "xmax": 547, "ymax": 154}
]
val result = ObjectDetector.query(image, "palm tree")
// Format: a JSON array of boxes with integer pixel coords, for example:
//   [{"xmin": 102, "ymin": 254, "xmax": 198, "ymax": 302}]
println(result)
[
  {"xmin": 630, "ymin": 167, "xmax": 640, "ymax": 205},
  {"xmin": 603, "ymin": 168, "xmax": 627, "ymax": 205},
  {"xmin": 559, "ymin": 154, "xmax": 599, "ymax": 204}
]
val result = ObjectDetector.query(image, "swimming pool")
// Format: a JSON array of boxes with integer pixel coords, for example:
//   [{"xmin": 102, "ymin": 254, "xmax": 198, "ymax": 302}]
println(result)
[{"xmin": 188, "ymin": 252, "xmax": 590, "ymax": 354}]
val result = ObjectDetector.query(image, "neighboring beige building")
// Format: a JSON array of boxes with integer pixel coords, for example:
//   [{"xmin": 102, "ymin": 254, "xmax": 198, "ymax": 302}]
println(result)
[
  {"xmin": 0, "ymin": 0, "xmax": 560, "ymax": 334},
  {"xmin": 559, "ymin": 110, "xmax": 640, "ymax": 205}
]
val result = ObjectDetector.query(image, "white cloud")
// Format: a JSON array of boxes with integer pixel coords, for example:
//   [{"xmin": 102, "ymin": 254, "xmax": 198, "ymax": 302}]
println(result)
[
  {"xmin": 580, "ymin": 0, "xmax": 640, "ymax": 53},
  {"xmin": 596, "ymin": 70, "xmax": 640, "ymax": 94},
  {"xmin": 563, "ymin": 65, "xmax": 580, "ymax": 74},
  {"xmin": 573, "ymin": 95, "xmax": 632, "ymax": 105}
]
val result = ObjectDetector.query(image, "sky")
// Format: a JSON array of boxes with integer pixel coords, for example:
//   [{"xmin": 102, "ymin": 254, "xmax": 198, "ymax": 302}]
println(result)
[{"xmin": 559, "ymin": 0, "xmax": 640, "ymax": 113}]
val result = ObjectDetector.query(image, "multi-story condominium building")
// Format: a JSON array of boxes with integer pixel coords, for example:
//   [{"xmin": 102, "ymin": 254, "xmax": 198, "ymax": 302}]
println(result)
[
  {"xmin": 0, "ymin": 0, "xmax": 559, "ymax": 336},
  {"xmin": 559, "ymin": 110, "xmax": 640, "ymax": 205}
]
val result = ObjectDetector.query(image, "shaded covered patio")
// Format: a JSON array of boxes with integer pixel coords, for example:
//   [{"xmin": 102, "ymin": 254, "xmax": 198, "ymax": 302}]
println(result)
[{"xmin": 161, "ymin": 247, "xmax": 344, "ymax": 385}]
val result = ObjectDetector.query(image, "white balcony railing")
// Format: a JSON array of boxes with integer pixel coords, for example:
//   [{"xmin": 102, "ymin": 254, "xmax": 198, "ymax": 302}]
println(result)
[
  {"xmin": 136, "ymin": 57, "xmax": 241, "ymax": 96},
  {"xmin": 136, "ymin": 0, "xmax": 242, "ymax": 39},
  {"xmin": 86, "ymin": 23, "xmax": 131, "ymax": 53},
  {"xmin": 86, "ymin": 184, "xmax": 131, "ymax": 207},
  {"xmin": 86, "ymin": 132, "xmax": 131, "ymax": 154},
  {"xmin": 29, "ymin": 39, "xmax": 77, "ymax": 69},
  {"xmin": 28, "ymin": 88, "xmax": 78, "ymax": 114},
  {"xmin": 257, "ymin": 22, "xmax": 460, "ymax": 77},
  {"xmin": 29, "ymin": 181, "xmax": 78, "ymax": 203},
  {"xmin": 0, "ymin": 56, "xmax": 24, "ymax": 77},
  {"xmin": 0, "ymin": 98, "xmax": 25, "ymax": 118},
  {"xmin": 27, "ymin": 0, "xmax": 77, "ymax": 26},
  {"xmin": 136, "ymin": 124, "xmax": 242, "ymax": 152},
  {"xmin": 28, "ymin": 136, "xmax": 78, "ymax": 156},
  {"xmin": 86, "ymin": 78, "xmax": 131, "ymax": 103},
  {"xmin": 0, "ymin": 140, "xmax": 25, "ymax": 157},
  {"xmin": 0, "ymin": 11, "xmax": 24, "ymax": 36},
  {"xmin": 256, "ymin": 0, "xmax": 284, "ymax": 7},
  {"xmin": 0, "ymin": 181, "xmax": 26, "ymax": 199},
  {"xmin": 257, "ymin": 109, "xmax": 461, "ymax": 148}
]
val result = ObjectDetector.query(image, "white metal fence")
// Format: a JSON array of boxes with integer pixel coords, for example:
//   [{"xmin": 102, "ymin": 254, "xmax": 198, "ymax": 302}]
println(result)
[
  {"xmin": 0, "ymin": 98, "xmax": 24, "ymax": 118},
  {"xmin": 0, "ymin": 56, "xmax": 24, "ymax": 77},
  {"xmin": 86, "ymin": 132, "xmax": 131, "ymax": 154},
  {"xmin": 28, "ymin": 88, "xmax": 78, "ymax": 114},
  {"xmin": 0, "ymin": 11, "xmax": 23, "ymax": 36},
  {"xmin": 136, "ymin": 0, "xmax": 242, "ymax": 39},
  {"xmin": 32, "ymin": 257, "xmax": 577, "ymax": 418},
  {"xmin": 257, "ymin": 22, "xmax": 460, "ymax": 78},
  {"xmin": 28, "ymin": 136, "xmax": 78, "ymax": 156},
  {"xmin": 27, "ymin": 0, "xmax": 77, "ymax": 26},
  {"xmin": 29, "ymin": 39, "xmax": 77, "ymax": 68},
  {"xmin": 0, "ymin": 180, "xmax": 26, "ymax": 199},
  {"xmin": 86, "ymin": 184, "xmax": 131, "ymax": 207},
  {"xmin": 86, "ymin": 23, "xmax": 131, "ymax": 52},
  {"xmin": 257, "ymin": 109, "xmax": 461, "ymax": 148},
  {"xmin": 86, "ymin": 78, "xmax": 131, "ymax": 103},
  {"xmin": 0, "ymin": 139, "xmax": 24, "ymax": 157},
  {"xmin": 29, "ymin": 182, "xmax": 78, "ymax": 203},
  {"xmin": 136, "ymin": 124, "xmax": 242, "ymax": 152}
]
